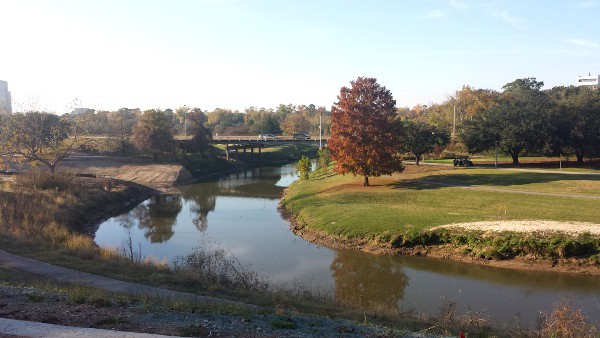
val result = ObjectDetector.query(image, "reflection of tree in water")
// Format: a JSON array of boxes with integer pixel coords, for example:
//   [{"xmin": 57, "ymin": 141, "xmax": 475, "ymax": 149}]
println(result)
[
  {"xmin": 331, "ymin": 250, "xmax": 408, "ymax": 314},
  {"xmin": 135, "ymin": 195, "xmax": 182, "ymax": 243},
  {"xmin": 179, "ymin": 183, "xmax": 219, "ymax": 232},
  {"xmin": 114, "ymin": 212, "xmax": 136, "ymax": 230}
]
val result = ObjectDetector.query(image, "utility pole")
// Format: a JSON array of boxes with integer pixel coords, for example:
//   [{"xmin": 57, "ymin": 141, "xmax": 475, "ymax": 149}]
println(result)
[
  {"xmin": 452, "ymin": 104, "xmax": 456, "ymax": 139},
  {"xmin": 319, "ymin": 114, "xmax": 322, "ymax": 149}
]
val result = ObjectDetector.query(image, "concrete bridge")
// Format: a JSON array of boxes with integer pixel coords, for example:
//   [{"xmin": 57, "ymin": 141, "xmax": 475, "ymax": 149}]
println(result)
[{"xmin": 179, "ymin": 135, "xmax": 329, "ymax": 160}]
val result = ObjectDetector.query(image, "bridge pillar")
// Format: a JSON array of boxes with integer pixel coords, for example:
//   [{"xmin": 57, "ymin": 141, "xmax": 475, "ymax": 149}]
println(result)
[{"xmin": 225, "ymin": 144, "xmax": 230, "ymax": 161}]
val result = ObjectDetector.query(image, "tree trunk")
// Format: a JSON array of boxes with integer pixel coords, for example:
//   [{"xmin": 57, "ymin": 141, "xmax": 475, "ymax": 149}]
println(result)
[
  {"xmin": 415, "ymin": 154, "xmax": 420, "ymax": 166},
  {"xmin": 153, "ymin": 151, "xmax": 158, "ymax": 162},
  {"xmin": 510, "ymin": 153, "xmax": 519, "ymax": 165},
  {"xmin": 363, "ymin": 176, "xmax": 369, "ymax": 187},
  {"xmin": 576, "ymin": 153, "xmax": 584, "ymax": 163}
]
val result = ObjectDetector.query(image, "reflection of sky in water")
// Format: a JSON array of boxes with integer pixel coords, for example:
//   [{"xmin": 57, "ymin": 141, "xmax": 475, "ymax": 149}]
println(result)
[{"xmin": 95, "ymin": 163, "xmax": 600, "ymax": 326}]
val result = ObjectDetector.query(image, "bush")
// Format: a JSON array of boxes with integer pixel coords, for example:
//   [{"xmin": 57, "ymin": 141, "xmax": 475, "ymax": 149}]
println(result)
[{"xmin": 295, "ymin": 156, "xmax": 312, "ymax": 180}]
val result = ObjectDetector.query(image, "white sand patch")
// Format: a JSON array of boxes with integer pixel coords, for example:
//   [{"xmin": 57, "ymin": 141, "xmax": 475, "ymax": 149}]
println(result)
[{"xmin": 437, "ymin": 220, "xmax": 600, "ymax": 236}]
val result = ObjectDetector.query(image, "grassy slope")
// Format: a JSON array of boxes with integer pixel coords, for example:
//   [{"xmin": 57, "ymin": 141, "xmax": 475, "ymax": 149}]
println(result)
[{"xmin": 281, "ymin": 165, "xmax": 600, "ymax": 258}]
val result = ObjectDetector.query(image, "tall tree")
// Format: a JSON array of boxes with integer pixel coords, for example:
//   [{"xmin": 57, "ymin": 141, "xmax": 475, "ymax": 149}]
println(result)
[
  {"xmin": 1, "ymin": 112, "xmax": 82, "ymax": 174},
  {"xmin": 461, "ymin": 78, "xmax": 556, "ymax": 165},
  {"xmin": 132, "ymin": 109, "xmax": 175, "ymax": 162},
  {"xmin": 402, "ymin": 121, "xmax": 450, "ymax": 165},
  {"xmin": 184, "ymin": 108, "xmax": 213, "ymax": 154},
  {"xmin": 547, "ymin": 86, "xmax": 600, "ymax": 162},
  {"xmin": 107, "ymin": 108, "xmax": 136, "ymax": 155},
  {"xmin": 329, "ymin": 77, "xmax": 403, "ymax": 186}
]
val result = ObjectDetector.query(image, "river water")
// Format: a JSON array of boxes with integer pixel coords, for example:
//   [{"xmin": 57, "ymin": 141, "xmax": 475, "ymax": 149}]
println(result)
[{"xmin": 95, "ymin": 164, "xmax": 600, "ymax": 327}]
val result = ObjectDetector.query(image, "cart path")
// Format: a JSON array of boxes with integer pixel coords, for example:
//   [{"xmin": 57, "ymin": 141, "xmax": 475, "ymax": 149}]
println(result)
[{"xmin": 0, "ymin": 249, "xmax": 255, "ymax": 310}]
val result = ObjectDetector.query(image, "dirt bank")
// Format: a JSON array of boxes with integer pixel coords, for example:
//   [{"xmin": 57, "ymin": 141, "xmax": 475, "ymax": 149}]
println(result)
[
  {"xmin": 58, "ymin": 156, "xmax": 195, "ymax": 192},
  {"xmin": 280, "ymin": 208, "xmax": 600, "ymax": 276}
]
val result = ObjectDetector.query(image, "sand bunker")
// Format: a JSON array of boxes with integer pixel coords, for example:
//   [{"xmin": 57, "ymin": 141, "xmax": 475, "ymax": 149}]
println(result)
[{"xmin": 437, "ymin": 220, "xmax": 600, "ymax": 236}]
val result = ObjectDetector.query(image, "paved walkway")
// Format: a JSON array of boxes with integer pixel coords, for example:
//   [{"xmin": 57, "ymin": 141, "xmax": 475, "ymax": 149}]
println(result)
[
  {"xmin": 0, "ymin": 318, "xmax": 176, "ymax": 338},
  {"xmin": 0, "ymin": 249, "xmax": 257, "ymax": 337},
  {"xmin": 0, "ymin": 249, "xmax": 251, "ymax": 308}
]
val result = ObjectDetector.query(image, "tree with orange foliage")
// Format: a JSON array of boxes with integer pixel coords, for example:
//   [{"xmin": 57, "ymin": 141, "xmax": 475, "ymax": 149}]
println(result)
[{"xmin": 329, "ymin": 77, "xmax": 403, "ymax": 187}]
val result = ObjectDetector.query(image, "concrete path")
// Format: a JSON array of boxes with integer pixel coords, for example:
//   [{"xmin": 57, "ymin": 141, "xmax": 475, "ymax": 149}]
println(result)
[
  {"xmin": 0, "ymin": 249, "xmax": 258, "ymax": 337},
  {"xmin": 0, "ymin": 249, "xmax": 251, "ymax": 309},
  {"xmin": 0, "ymin": 318, "xmax": 176, "ymax": 338}
]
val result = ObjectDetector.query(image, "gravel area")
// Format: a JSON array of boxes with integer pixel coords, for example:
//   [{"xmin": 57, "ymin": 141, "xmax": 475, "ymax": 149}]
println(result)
[
  {"xmin": 437, "ymin": 220, "xmax": 600, "ymax": 236},
  {"xmin": 0, "ymin": 285, "xmax": 438, "ymax": 337}
]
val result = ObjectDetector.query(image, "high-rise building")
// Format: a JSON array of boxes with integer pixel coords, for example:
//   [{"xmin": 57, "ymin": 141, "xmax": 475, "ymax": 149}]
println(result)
[
  {"xmin": 0, "ymin": 80, "xmax": 12, "ymax": 115},
  {"xmin": 576, "ymin": 74, "xmax": 599, "ymax": 88}
]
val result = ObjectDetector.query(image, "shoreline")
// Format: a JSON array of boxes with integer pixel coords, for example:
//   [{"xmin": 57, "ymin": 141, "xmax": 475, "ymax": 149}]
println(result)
[{"xmin": 279, "ymin": 203, "xmax": 600, "ymax": 276}]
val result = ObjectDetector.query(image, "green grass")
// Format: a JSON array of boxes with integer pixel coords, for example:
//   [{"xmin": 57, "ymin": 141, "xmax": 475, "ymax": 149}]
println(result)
[
  {"xmin": 281, "ymin": 166, "xmax": 600, "ymax": 259},
  {"xmin": 258, "ymin": 144, "xmax": 318, "ymax": 161},
  {"xmin": 404, "ymin": 169, "xmax": 600, "ymax": 195}
]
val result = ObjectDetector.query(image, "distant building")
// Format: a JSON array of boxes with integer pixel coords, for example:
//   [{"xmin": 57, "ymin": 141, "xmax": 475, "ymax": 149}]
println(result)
[
  {"xmin": 0, "ymin": 80, "xmax": 12, "ymax": 115},
  {"xmin": 576, "ymin": 74, "xmax": 599, "ymax": 88},
  {"xmin": 71, "ymin": 107, "xmax": 94, "ymax": 115}
]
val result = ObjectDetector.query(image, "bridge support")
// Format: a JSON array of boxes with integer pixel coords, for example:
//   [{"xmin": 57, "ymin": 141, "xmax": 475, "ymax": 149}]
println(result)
[{"xmin": 223, "ymin": 142, "xmax": 266, "ymax": 161}]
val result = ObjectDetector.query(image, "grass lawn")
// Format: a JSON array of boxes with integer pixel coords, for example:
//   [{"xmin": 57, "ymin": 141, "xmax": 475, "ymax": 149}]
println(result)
[
  {"xmin": 281, "ymin": 166, "xmax": 600, "ymax": 253},
  {"xmin": 423, "ymin": 156, "xmax": 600, "ymax": 173}
]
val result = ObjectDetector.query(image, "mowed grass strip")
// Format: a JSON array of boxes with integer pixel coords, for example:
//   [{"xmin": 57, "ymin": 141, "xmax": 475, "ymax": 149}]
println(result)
[
  {"xmin": 282, "ymin": 167, "xmax": 600, "ymax": 242},
  {"xmin": 397, "ymin": 169, "xmax": 600, "ymax": 195}
]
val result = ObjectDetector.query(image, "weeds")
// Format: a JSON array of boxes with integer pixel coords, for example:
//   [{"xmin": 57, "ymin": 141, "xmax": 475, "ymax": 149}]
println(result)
[
  {"xmin": 174, "ymin": 243, "xmax": 269, "ymax": 292},
  {"xmin": 537, "ymin": 301, "xmax": 599, "ymax": 338}
]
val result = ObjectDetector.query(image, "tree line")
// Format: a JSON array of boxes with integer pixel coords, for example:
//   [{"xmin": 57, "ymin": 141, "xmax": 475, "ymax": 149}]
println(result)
[
  {"xmin": 401, "ymin": 77, "xmax": 600, "ymax": 165},
  {"xmin": 0, "ymin": 104, "xmax": 330, "ymax": 173},
  {"xmin": 58, "ymin": 104, "xmax": 331, "ymax": 138},
  {"xmin": 328, "ymin": 76, "xmax": 600, "ymax": 186}
]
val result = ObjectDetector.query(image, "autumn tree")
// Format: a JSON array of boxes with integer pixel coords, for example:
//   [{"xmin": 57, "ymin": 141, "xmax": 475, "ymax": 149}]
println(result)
[
  {"xmin": 205, "ymin": 108, "xmax": 246, "ymax": 135},
  {"xmin": 132, "ymin": 109, "xmax": 175, "ymax": 162},
  {"xmin": 329, "ymin": 77, "xmax": 403, "ymax": 186},
  {"xmin": 281, "ymin": 112, "xmax": 312, "ymax": 135},
  {"xmin": 402, "ymin": 121, "xmax": 450, "ymax": 165},
  {"xmin": 1, "ymin": 112, "xmax": 83, "ymax": 174}
]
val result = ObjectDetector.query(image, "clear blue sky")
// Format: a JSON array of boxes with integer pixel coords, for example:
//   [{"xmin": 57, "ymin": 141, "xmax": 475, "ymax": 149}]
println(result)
[{"xmin": 1, "ymin": 0, "xmax": 598, "ymax": 113}]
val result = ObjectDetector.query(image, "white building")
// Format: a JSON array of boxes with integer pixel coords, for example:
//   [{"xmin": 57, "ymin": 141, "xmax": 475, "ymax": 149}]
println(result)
[
  {"xmin": 576, "ymin": 74, "xmax": 599, "ymax": 88},
  {"xmin": 0, "ymin": 80, "xmax": 11, "ymax": 115}
]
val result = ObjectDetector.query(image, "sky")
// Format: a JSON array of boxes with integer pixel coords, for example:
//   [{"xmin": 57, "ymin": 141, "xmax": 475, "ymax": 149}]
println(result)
[{"xmin": 0, "ymin": 0, "xmax": 598, "ymax": 114}]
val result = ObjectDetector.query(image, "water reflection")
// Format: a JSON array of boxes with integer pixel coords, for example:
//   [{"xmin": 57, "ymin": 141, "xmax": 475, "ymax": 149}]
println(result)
[
  {"xmin": 179, "ymin": 183, "xmax": 218, "ymax": 232},
  {"xmin": 332, "ymin": 249, "xmax": 408, "ymax": 314},
  {"xmin": 135, "ymin": 195, "xmax": 182, "ymax": 243}
]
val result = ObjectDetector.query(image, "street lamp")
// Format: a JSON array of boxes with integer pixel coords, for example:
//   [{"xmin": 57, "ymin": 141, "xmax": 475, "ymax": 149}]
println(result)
[{"xmin": 495, "ymin": 141, "xmax": 498, "ymax": 167}]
